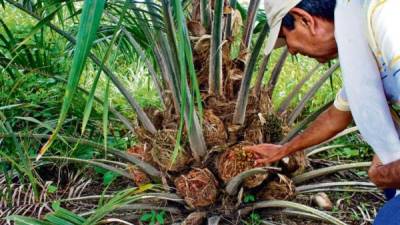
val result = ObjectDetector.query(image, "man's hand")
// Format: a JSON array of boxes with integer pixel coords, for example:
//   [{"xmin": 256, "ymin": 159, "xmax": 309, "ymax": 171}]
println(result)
[
  {"xmin": 244, "ymin": 144, "xmax": 288, "ymax": 165},
  {"xmin": 368, "ymin": 155, "xmax": 400, "ymax": 189},
  {"xmin": 244, "ymin": 105, "xmax": 351, "ymax": 167},
  {"xmin": 368, "ymin": 155, "xmax": 384, "ymax": 188}
]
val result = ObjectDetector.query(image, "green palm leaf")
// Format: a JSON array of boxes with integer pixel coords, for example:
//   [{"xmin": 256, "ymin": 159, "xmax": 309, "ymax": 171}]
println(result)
[
  {"xmin": 81, "ymin": 26, "xmax": 122, "ymax": 135},
  {"xmin": 102, "ymin": 77, "xmax": 110, "ymax": 154},
  {"xmin": 38, "ymin": 0, "xmax": 106, "ymax": 160}
]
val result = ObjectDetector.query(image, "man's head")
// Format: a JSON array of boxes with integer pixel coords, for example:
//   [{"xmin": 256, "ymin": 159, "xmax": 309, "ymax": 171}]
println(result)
[{"xmin": 265, "ymin": 0, "xmax": 337, "ymax": 63}]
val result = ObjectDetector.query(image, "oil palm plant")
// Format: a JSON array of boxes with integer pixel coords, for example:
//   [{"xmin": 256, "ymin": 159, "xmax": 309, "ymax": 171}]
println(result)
[{"xmin": 0, "ymin": 0, "xmax": 374, "ymax": 224}]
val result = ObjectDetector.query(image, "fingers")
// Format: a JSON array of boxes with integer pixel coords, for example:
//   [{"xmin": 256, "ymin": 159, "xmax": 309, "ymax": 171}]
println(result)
[
  {"xmin": 244, "ymin": 144, "xmax": 283, "ymax": 166},
  {"xmin": 372, "ymin": 154, "xmax": 383, "ymax": 165},
  {"xmin": 244, "ymin": 144, "xmax": 271, "ymax": 152},
  {"xmin": 244, "ymin": 144, "xmax": 278, "ymax": 156},
  {"xmin": 243, "ymin": 146, "xmax": 261, "ymax": 154},
  {"xmin": 244, "ymin": 144, "xmax": 269, "ymax": 150},
  {"xmin": 254, "ymin": 158, "xmax": 272, "ymax": 166},
  {"xmin": 243, "ymin": 146, "xmax": 257, "ymax": 151},
  {"xmin": 254, "ymin": 153, "xmax": 283, "ymax": 166},
  {"xmin": 245, "ymin": 147, "xmax": 265, "ymax": 155}
]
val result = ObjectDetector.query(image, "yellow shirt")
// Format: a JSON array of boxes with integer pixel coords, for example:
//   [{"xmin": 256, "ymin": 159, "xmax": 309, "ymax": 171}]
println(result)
[
  {"xmin": 334, "ymin": 0, "xmax": 400, "ymax": 164},
  {"xmin": 334, "ymin": 0, "xmax": 400, "ymax": 111}
]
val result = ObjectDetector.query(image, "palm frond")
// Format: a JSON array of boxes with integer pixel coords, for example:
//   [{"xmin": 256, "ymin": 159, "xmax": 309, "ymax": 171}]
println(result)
[
  {"xmin": 200, "ymin": 0, "xmax": 211, "ymax": 30},
  {"xmin": 0, "ymin": 133, "xmax": 161, "ymax": 179},
  {"xmin": 277, "ymin": 63, "xmax": 322, "ymax": 114},
  {"xmin": 38, "ymin": 0, "xmax": 106, "ymax": 159},
  {"xmin": 266, "ymin": 47, "xmax": 289, "ymax": 99},
  {"xmin": 253, "ymin": 54, "xmax": 270, "ymax": 96},
  {"xmin": 6, "ymin": 0, "xmax": 156, "ymax": 136},
  {"xmin": 120, "ymin": 27, "xmax": 165, "ymax": 107},
  {"xmin": 225, "ymin": 167, "xmax": 280, "ymax": 195},
  {"xmin": 209, "ymin": 0, "xmax": 224, "ymax": 96},
  {"xmin": 240, "ymin": 201, "xmax": 347, "ymax": 225},
  {"xmin": 208, "ymin": 216, "xmax": 221, "ymax": 225},
  {"xmin": 280, "ymin": 101, "xmax": 332, "ymax": 144},
  {"xmin": 296, "ymin": 181, "xmax": 375, "ymax": 193},
  {"xmin": 287, "ymin": 62, "xmax": 339, "ymax": 125},
  {"xmin": 233, "ymin": 21, "xmax": 269, "ymax": 125},
  {"xmin": 81, "ymin": 27, "xmax": 123, "ymax": 135},
  {"xmin": 240, "ymin": 0, "xmax": 261, "ymax": 52},
  {"xmin": 292, "ymin": 162, "xmax": 371, "ymax": 185},
  {"xmin": 156, "ymin": 0, "xmax": 207, "ymax": 160},
  {"xmin": 304, "ymin": 127, "xmax": 358, "ymax": 154},
  {"xmin": 225, "ymin": 0, "xmax": 237, "ymax": 38}
]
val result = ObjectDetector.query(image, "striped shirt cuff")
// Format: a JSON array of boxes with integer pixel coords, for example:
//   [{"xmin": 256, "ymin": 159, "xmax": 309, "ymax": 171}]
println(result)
[{"xmin": 333, "ymin": 92, "xmax": 351, "ymax": 111}]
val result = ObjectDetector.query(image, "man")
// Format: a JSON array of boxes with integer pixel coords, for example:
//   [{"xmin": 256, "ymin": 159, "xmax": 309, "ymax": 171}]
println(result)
[{"xmin": 245, "ymin": 0, "xmax": 400, "ymax": 224}]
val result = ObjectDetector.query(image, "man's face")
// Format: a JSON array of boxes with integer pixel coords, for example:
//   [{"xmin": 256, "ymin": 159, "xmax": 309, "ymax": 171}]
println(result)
[{"xmin": 280, "ymin": 9, "xmax": 338, "ymax": 63}]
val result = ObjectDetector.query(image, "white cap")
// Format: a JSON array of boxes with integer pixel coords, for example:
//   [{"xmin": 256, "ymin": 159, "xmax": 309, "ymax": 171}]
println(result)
[{"xmin": 264, "ymin": 0, "xmax": 302, "ymax": 55}]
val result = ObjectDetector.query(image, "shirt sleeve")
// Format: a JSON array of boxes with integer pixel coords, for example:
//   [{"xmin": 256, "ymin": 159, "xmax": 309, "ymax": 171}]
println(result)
[
  {"xmin": 333, "ymin": 88, "xmax": 350, "ymax": 111},
  {"xmin": 369, "ymin": 0, "xmax": 400, "ymax": 106},
  {"xmin": 335, "ymin": 0, "xmax": 400, "ymax": 164},
  {"xmin": 369, "ymin": 0, "xmax": 400, "ymax": 73}
]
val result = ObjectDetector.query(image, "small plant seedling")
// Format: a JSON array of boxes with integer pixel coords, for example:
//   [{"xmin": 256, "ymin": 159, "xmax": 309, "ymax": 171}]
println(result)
[
  {"xmin": 244, "ymin": 194, "xmax": 256, "ymax": 203},
  {"xmin": 242, "ymin": 212, "xmax": 262, "ymax": 225},
  {"xmin": 140, "ymin": 210, "xmax": 166, "ymax": 225}
]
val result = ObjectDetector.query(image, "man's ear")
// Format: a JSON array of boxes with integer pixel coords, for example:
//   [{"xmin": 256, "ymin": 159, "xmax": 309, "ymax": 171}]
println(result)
[{"xmin": 289, "ymin": 8, "xmax": 316, "ymax": 35}]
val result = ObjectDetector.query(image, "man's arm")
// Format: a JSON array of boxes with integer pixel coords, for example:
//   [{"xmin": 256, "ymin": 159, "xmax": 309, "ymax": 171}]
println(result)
[
  {"xmin": 369, "ymin": 155, "xmax": 400, "ymax": 189},
  {"xmin": 283, "ymin": 104, "xmax": 352, "ymax": 154},
  {"xmin": 247, "ymin": 105, "xmax": 353, "ymax": 165}
]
